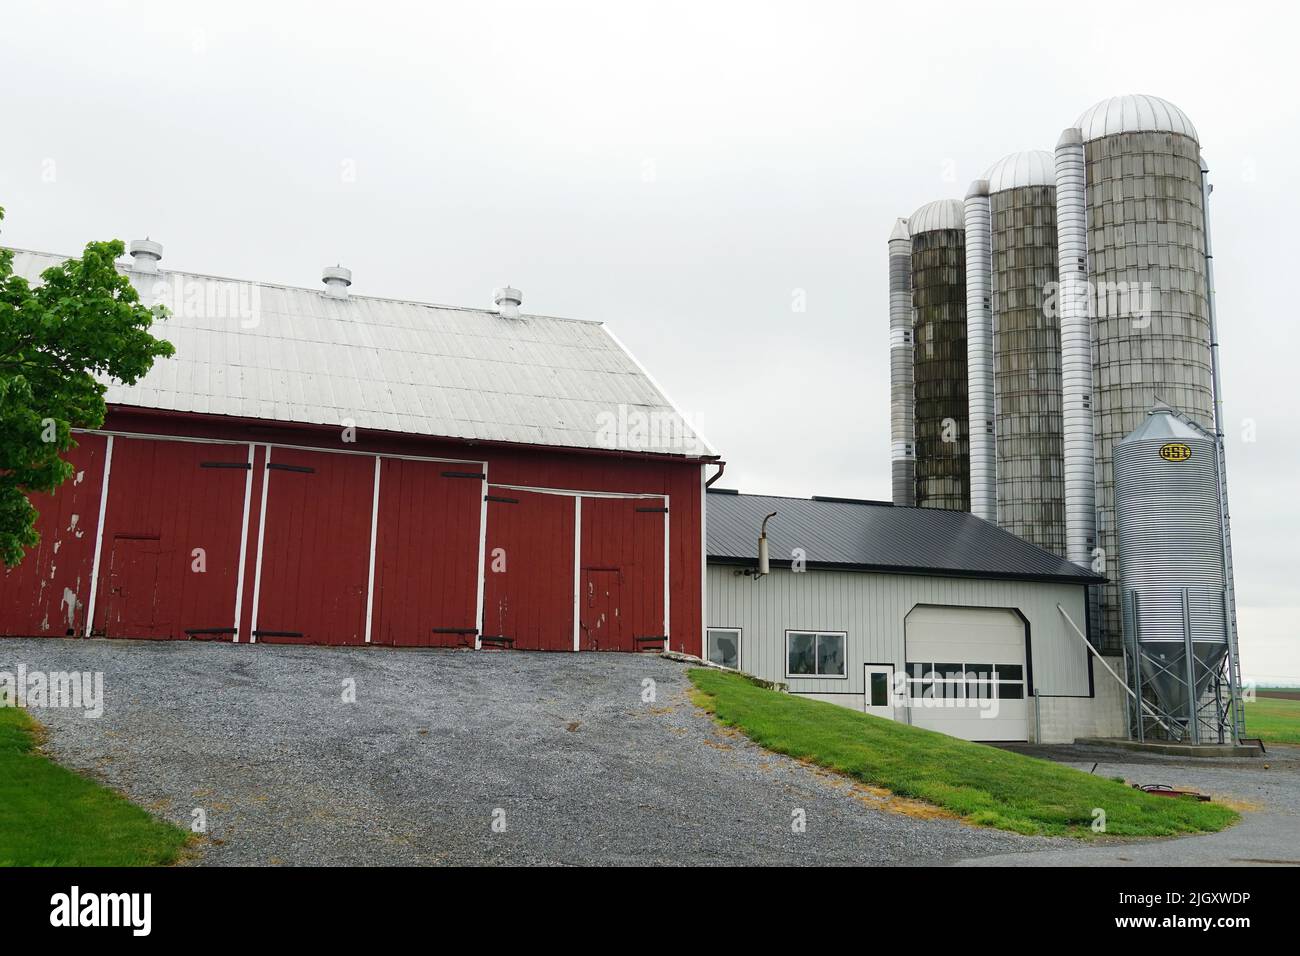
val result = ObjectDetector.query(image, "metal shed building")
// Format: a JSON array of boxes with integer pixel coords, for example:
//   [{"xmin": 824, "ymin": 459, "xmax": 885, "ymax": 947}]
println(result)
[
  {"xmin": 704, "ymin": 490, "xmax": 1124, "ymax": 743},
  {"xmin": 1, "ymin": 246, "xmax": 714, "ymax": 654}
]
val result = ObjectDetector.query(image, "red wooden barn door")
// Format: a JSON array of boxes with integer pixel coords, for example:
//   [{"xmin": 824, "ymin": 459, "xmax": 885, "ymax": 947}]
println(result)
[
  {"xmin": 253, "ymin": 448, "xmax": 372, "ymax": 645},
  {"xmin": 371, "ymin": 459, "xmax": 483, "ymax": 647},
  {"xmin": 94, "ymin": 437, "xmax": 249, "ymax": 640},
  {"xmin": 0, "ymin": 432, "xmax": 108, "ymax": 637},
  {"xmin": 101, "ymin": 536, "xmax": 166, "ymax": 638},
  {"xmin": 578, "ymin": 497, "xmax": 666, "ymax": 652},
  {"xmin": 481, "ymin": 489, "xmax": 575, "ymax": 650},
  {"xmin": 580, "ymin": 567, "xmax": 623, "ymax": 651}
]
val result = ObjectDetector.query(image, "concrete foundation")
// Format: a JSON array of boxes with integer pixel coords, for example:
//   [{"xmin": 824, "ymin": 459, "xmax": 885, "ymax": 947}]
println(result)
[
  {"xmin": 1074, "ymin": 737, "xmax": 1263, "ymax": 758},
  {"xmin": 1030, "ymin": 656, "xmax": 1127, "ymax": 743}
]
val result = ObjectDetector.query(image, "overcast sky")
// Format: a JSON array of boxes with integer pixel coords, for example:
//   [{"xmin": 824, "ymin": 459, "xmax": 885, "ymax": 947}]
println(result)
[{"xmin": 2, "ymin": 1, "xmax": 1296, "ymax": 681}]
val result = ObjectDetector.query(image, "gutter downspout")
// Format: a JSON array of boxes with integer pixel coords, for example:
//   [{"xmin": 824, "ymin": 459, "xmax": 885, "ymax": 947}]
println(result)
[{"xmin": 1034, "ymin": 689, "xmax": 1043, "ymax": 744}]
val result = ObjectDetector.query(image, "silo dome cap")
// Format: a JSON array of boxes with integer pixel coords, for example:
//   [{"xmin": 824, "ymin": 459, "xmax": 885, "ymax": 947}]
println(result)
[
  {"xmin": 907, "ymin": 198, "xmax": 964, "ymax": 234},
  {"xmin": 888, "ymin": 217, "xmax": 911, "ymax": 241},
  {"xmin": 1074, "ymin": 94, "xmax": 1198, "ymax": 143},
  {"xmin": 983, "ymin": 150, "xmax": 1055, "ymax": 193}
]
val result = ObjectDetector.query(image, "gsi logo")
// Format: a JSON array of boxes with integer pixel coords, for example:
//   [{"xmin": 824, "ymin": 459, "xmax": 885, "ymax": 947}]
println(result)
[{"xmin": 1159, "ymin": 442, "xmax": 1192, "ymax": 463}]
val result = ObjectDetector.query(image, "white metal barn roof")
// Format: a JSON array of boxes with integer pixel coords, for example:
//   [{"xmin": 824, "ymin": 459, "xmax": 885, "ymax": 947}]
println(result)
[
  {"xmin": 5, "ymin": 249, "xmax": 713, "ymax": 458},
  {"xmin": 1074, "ymin": 94, "xmax": 1199, "ymax": 143}
]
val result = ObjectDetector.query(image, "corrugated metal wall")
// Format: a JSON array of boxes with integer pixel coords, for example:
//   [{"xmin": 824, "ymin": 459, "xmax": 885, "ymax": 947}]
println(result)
[
  {"xmin": 888, "ymin": 221, "xmax": 916, "ymax": 506},
  {"xmin": 1086, "ymin": 130, "xmax": 1214, "ymax": 651},
  {"xmin": 706, "ymin": 564, "xmax": 1091, "ymax": 697},
  {"xmin": 991, "ymin": 184, "xmax": 1066, "ymax": 555},
  {"xmin": 912, "ymin": 229, "xmax": 971, "ymax": 510}
]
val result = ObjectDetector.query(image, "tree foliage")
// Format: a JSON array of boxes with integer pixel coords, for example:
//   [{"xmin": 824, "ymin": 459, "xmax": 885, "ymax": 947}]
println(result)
[{"xmin": 0, "ymin": 206, "xmax": 174, "ymax": 566}]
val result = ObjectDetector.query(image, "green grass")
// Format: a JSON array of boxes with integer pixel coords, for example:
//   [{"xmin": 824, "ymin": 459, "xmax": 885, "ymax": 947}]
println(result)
[
  {"xmin": 688, "ymin": 668, "xmax": 1238, "ymax": 838},
  {"xmin": 0, "ymin": 708, "xmax": 190, "ymax": 866},
  {"xmin": 1244, "ymin": 695, "xmax": 1300, "ymax": 745}
]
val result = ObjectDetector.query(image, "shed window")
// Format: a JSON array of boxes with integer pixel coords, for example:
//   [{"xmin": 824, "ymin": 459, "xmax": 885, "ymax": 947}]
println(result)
[
  {"xmin": 906, "ymin": 660, "xmax": 1025, "ymax": 702},
  {"xmin": 707, "ymin": 628, "xmax": 741, "ymax": 670},
  {"xmin": 786, "ymin": 631, "xmax": 847, "ymax": 678}
]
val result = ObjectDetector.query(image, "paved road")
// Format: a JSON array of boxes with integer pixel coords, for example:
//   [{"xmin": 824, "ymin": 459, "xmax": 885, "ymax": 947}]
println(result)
[
  {"xmin": 2, "ymin": 638, "xmax": 1061, "ymax": 866},
  {"xmin": 957, "ymin": 743, "xmax": 1300, "ymax": 866}
]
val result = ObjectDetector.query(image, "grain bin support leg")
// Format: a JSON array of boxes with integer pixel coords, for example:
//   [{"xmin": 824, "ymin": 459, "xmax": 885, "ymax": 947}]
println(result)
[
  {"xmin": 1181, "ymin": 588, "xmax": 1199, "ymax": 744},
  {"xmin": 1057, "ymin": 603, "xmax": 1176, "ymax": 739}
]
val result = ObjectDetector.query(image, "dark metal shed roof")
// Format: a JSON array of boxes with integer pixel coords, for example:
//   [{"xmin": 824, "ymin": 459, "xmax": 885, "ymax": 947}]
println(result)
[{"xmin": 707, "ymin": 491, "xmax": 1103, "ymax": 585}]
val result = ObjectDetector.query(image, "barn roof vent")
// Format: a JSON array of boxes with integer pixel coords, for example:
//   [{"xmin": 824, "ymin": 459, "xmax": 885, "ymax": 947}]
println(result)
[
  {"xmin": 322, "ymin": 265, "xmax": 352, "ymax": 299},
  {"xmin": 128, "ymin": 238, "xmax": 163, "ymax": 274},
  {"xmin": 493, "ymin": 286, "xmax": 522, "ymax": 318}
]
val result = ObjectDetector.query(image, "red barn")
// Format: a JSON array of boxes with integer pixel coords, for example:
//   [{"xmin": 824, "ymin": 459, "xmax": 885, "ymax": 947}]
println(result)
[{"xmin": 2, "ymin": 245, "xmax": 716, "ymax": 654}]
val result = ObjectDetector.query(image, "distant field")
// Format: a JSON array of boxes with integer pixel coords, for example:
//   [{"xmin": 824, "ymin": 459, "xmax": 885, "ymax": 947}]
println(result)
[
  {"xmin": 1244, "ymin": 695, "xmax": 1300, "ymax": 745},
  {"xmin": 1256, "ymin": 688, "xmax": 1300, "ymax": 701}
]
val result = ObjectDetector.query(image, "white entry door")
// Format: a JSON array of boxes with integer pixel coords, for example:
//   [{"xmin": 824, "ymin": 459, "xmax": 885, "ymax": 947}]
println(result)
[{"xmin": 864, "ymin": 664, "xmax": 896, "ymax": 720}]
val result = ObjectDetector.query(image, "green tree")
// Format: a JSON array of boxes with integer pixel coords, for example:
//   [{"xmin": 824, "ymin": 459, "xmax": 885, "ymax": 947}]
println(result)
[{"xmin": 0, "ymin": 206, "xmax": 174, "ymax": 566}]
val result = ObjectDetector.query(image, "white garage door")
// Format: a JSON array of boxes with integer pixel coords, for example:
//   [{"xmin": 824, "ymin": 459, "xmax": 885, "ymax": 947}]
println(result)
[{"xmin": 905, "ymin": 605, "xmax": 1028, "ymax": 742}]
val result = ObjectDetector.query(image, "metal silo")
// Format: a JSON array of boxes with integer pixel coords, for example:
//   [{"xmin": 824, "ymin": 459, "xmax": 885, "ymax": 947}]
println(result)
[
  {"xmin": 982, "ymin": 150, "xmax": 1066, "ymax": 555},
  {"xmin": 1060, "ymin": 94, "xmax": 1217, "ymax": 653},
  {"xmin": 888, "ymin": 217, "xmax": 915, "ymax": 506},
  {"xmin": 963, "ymin": 180, "xmax": 995, "ymax": 522},
  {"xmin": 1114, "ymin": 406, "xmax": 1233, "ymax": 742},
  {"xmin": 909, "ymin": 199, "xmax": 969, "ymax": 511},
  {"xmin": 1054, "ymin": 128, "xmax": 1098, "ymax": 574}
]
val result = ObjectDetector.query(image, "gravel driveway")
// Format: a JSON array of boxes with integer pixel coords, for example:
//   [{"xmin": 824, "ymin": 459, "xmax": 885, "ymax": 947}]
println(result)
[{"xmin": 2, "ymin": 638, "xmax": 1064, "ymax": 866}]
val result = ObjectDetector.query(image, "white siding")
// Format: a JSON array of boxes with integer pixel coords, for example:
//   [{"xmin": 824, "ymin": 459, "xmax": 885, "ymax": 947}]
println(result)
[{"xmin": 706, "ymin": 565, "xmax": 1092, "ymax": 698}]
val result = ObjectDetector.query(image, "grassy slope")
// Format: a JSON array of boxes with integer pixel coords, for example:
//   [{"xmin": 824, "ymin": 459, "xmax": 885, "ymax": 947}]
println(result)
[
  {"xmin": 689, "ymin": 668, "xmax": 1238, "ymax": 838},
  {"xmin": 1244, "ymin": 696, "xmax": 1300, "ymax": 745},
  {"xmin": 0, "ymin": 708, "xmax": 189, "ymax": 866}
]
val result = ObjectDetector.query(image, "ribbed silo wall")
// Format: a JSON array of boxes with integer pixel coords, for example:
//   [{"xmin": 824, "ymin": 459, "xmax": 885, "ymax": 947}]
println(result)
[
  {"xmin": 990, "ymin": 185, "xmax": 1065, "ymax": 555},
  {"xmin": 1086, "ymin": 131, "xmax": 1214, "ymax": 650},
  {"xmin": 912, "ymin": 228, "xmax": 970, "ymax": 510},
  {"xmin": 889, "ymin": 228, "xmax": 916, "ymax": 506}
]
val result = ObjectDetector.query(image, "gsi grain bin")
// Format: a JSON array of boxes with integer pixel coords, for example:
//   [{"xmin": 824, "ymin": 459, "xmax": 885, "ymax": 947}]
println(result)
[{"xmin": 1114, "ymin": 406, "xmax": 1234, "ymax": 741}]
